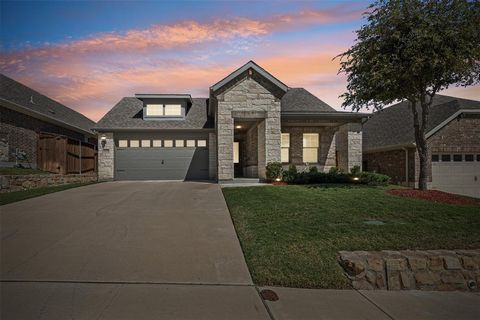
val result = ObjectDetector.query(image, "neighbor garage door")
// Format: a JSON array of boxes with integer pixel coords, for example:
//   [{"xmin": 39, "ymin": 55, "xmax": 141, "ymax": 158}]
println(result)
[
  {"xmin": 115, "ymin": 139, "xmax": 209, "ymax": 181},
  {"xmin": 431, "ymin": 154, "xmax": 480, "ymax": 198}
]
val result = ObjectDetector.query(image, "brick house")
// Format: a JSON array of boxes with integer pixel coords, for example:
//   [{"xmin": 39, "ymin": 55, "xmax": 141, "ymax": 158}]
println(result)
[
  {"xmin": 0, "ymin": 74, "xmax": 96, "ymax": 168},
  {"xmin": 95, "ymin": 61, "xmax": 367, "ymax": 182},
  {"xmin": 363, "ymin": 95, "xmax": 480, "ymax": 198}
]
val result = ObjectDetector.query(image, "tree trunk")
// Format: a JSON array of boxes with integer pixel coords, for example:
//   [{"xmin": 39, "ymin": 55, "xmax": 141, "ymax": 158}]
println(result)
[{"xmin": 410, "ymin": 97, "xmax": 430, "ymax": 190}]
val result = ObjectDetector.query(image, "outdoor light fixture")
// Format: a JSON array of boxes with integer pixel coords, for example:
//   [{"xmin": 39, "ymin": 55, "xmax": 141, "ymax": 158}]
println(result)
[
  {"xmin": 100, "ymin": 135, "xmax": 107, "ymax": 149},
  {"xmin": 353, "ymin": 177, "xmax": 360, "ymax": 181},
  {"xmin": 275, "ymin": 177, "xmax": 282, "ymax": 182},
  {"xmin": 235, "ymin": 125, "xmax": 242, "ymax": 129}
]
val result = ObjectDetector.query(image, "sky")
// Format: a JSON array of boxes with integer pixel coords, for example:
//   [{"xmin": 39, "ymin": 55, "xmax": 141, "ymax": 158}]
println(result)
[{"xmin": 1, "ymin": 0, "xmax": 479, "ymax": 122}]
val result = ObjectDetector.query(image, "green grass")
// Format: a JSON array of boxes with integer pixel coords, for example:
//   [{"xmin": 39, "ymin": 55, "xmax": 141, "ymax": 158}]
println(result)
[
  {"xmin": 222, "ymin": 185, "xmax": 480, "ymax": 289},
  {"xmin": 0, "ymin": 168, "xmax": 48, "ymax": 175},
  {"xmin": 0, "ymin": 182, "xmax": 97, "ymax": 206}
]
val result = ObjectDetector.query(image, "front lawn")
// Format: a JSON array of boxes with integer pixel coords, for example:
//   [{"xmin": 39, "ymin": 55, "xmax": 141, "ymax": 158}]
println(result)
[
  {"xmin": 0, "ymin": 168, "xmax": 47, "ymax": 175},
  {"xmin": 0, "ymin": 182, "xmax": 97, "ymax": 206},
  {"xmin": 222, "ymin": 185, "xmax": 480, "ymax": 289}
]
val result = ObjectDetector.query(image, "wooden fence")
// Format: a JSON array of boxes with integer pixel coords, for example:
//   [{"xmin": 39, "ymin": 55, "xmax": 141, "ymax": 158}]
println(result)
[{"xmin": 37, "ymin": 133, "xmax": 97, "ymax": 174}]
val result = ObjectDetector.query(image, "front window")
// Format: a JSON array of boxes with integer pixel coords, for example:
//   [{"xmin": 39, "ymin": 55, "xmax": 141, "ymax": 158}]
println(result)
[
  {"xmin": 281, "ymin": 133, "xmax": 290, "ymax": 163},
  {"xmin": 303, "ymin": 133, "xmax": 319, "ymax": 163}
]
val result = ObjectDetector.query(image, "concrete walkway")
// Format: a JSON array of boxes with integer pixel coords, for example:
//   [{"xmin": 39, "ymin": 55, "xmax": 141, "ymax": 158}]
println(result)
[{"xmin": 1, "ymin": 182, "xmax": 479, "ymax": 319}]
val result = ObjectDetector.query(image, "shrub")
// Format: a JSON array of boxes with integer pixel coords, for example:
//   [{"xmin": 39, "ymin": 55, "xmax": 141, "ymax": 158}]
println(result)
[
  {"xmin": 329, "ymin": 167, "xmax": 342, "ymax": 174},
  {"xmin": 266, "ymin": 162, "xmax": 283, "ymax": 181},
  {"xmin": 350, "ymin": 165, "xmax": 361, "ymax": 176},
  {"xmin": 283, "ymin": 164, "xmax": 297, "ymax": 183},
  {"xmin": 359, "ymin": 172, "xmax": 391, "ymax": 186},
  {"xmin": 309, "ymin": 166, "xmax": 318, "ymax": 173}
]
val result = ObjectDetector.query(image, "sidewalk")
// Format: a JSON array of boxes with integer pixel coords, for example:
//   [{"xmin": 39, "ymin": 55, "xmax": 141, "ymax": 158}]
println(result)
[{"xmin": 2, "ymin": 281, "xmax": 479, "ymax": 319}]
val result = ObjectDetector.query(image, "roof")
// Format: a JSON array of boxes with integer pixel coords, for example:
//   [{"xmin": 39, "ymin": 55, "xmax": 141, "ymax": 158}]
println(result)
[
  {"xmin": 281, "ymin": 88, "xmax": 336, "ymax": 113},
  {"xmin": 363, "ymin": 95, "xmax": 480, "ymax": 151},
  {"xmin": 210, "ymin": 60, "xmax": 288, "ymax": 93},
  {"xmin": 135, "ymin": 94, "xmax": 192, "ymax": 102},
  {"xmin": 95, "ymin": 97, "xmax": 213, "ymax": 130},
  {"xmin": 0, "ymin": 74, "xmax": 95, "ymax": 135}
]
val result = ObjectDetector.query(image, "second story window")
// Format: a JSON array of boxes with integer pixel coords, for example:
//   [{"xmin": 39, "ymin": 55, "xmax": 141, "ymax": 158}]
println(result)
[{"xmin": 145, "ymin": 104, "xmax": 182, "ymax": 117}]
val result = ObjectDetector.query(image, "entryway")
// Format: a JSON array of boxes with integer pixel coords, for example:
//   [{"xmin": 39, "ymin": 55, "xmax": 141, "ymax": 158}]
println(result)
[{"xmin": 233, "ymin": 119, "xmax": 259, "ymax": 178}]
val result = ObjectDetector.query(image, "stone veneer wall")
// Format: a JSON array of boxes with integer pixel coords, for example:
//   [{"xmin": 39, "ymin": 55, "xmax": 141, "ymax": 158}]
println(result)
[
  {"xmin": 339, "ymin": 250, "xmax": 480, "ymax": 291},
  {"xmin": 336, "ymin": 123, "xmax": 363, "ymax": 172},
  {"xmin": 0, "ymin": 173, "xmax": 97, "ymax": 193},
  {"xmin": 215, "ymin": 76, "xmax": 281, "ymax": 180},
  {"xmin": 208, "ymin": 132, "xmax": 217, "ymax": 180},
  {"xmin": 97, "ymin": 132, "xmax": 115, "ymax": 181}
]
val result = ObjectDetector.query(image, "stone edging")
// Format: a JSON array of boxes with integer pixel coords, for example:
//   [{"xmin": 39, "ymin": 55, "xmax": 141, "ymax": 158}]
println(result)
[
  {"xmin": 0, "ymin": 173, "xmax": 97, "ymax": 193},
  {"xmin": 339, "ymin": 249, "xmax": 480, "ymax": 291}
]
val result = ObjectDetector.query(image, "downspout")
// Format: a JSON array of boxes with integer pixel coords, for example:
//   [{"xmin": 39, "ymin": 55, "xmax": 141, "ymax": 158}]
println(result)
[{"xmin": 402, "ymin": 148, "xmax": 409, "ymax": 186}]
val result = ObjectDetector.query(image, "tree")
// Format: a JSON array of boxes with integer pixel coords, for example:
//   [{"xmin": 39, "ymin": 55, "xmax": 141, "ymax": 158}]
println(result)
[{"xmin": 338, "ymin": 0, "xmax": 480, "ymax": 190}]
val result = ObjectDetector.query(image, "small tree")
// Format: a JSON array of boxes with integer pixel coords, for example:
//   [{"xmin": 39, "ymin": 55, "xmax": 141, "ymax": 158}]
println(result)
[{"xmin": 338, "ymin": 0, "xmax": 480, "ymax": 190}]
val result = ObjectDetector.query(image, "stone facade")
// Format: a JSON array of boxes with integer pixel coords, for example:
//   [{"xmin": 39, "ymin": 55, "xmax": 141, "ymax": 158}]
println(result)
[
  {"xmin": 214, "ymin": 75, "xmax": 281, "ymax": 180},
  {"xmin": 0, "ymin": 106, "xmax": 93, "ymax": 167},
  {"xmin": 0, "ymin": 173, "xmax": 97, "ymax": 193},
  {"xmin": 336, "ymin": 123, "xmax": 363, "ymax": 172},
  {"xmin": 364, "ymin": 117, "xmax": 480, "ymax": 185},
  {"xmin": 208, "ymin": 132, "xmax": 217, "ymax": 180},
  {"xmin": 97, "ymin": 132, "xmax": 115, "ymax": 181},
  {"xmin": 339, "ymin": 250, "xmax": 480, "ymax": 291}
]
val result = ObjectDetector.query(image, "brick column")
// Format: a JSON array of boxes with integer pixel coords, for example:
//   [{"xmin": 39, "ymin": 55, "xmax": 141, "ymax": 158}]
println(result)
[{"xmin": 98, "ymin": 132, "xmax": 114, "ymax": 181}]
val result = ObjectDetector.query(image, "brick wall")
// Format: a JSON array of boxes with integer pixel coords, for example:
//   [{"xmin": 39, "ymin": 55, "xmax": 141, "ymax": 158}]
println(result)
[{"xmin": 0, "ymin": 106, "xmax": 88, "ymax": 166}]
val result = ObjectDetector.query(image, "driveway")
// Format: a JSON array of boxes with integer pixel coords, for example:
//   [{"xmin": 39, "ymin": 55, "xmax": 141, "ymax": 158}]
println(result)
[{"xmin": 0, "ymin": 181, "xmax": 251, "ymax": 284}]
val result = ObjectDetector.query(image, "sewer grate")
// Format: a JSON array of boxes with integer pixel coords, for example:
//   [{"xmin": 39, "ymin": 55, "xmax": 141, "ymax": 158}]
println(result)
[{"xmin": 259, "ymin": 289, "xmax": 279, "ymax": 301}]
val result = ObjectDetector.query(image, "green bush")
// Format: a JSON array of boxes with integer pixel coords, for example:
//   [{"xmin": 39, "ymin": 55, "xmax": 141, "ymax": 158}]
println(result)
[
  {"xmin": 283, "ymin": 164, "xmax": 297, "ymax": 183},
  {"xmin": 309, "ymin": 166, "xmax": 318, "ymax": 173},
  {"xmin": 266, "ymin": 162, "xmax": 283, "ymax": 181},
  {"xmin": 350, "ymin": 165, "xmax": 361, "ymax": 176},
  {"xmin": 359, "ymin": 172, "xmax": 391, "ymax": 186}
]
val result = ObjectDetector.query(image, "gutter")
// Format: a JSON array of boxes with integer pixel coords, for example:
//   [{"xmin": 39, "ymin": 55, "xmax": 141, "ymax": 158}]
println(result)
[
  {"xmin": 93, "ymin": 127, "xmax": 215, "ymax": 132},
  {"xmin": 1, "ymin": 97, "xmax": 95, "ymax": 137}
]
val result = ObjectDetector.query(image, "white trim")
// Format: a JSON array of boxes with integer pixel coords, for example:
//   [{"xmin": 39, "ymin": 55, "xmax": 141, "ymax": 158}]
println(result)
[{"xmin": 426, "ymin": 109, "xmax": 480, "ymax": 139}]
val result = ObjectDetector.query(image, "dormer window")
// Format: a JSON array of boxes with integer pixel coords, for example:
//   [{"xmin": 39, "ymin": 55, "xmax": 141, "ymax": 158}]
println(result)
[{"xmin": 145, "ymin": 104, "xmax": 182, "ymax": 117}]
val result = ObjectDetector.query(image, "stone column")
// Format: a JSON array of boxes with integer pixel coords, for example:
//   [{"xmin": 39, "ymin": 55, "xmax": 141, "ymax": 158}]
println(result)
[
  {"xmin": 208, "ymin": 132, "xmax": 217, "ymax": 181},
  {"xmin": 98, "ymin": 132, "xmax": 114, "ymax": 181},
  {"xmin": 257, "ymin": 120, "xmax": 266, "ymax": 179},
  {"xmin": 335, "ymin": 123, "xmax": 362, "ymax": 172},
  {"xmin": 217, "ymin": 111, "xmax": 234, "ymax": 181}
]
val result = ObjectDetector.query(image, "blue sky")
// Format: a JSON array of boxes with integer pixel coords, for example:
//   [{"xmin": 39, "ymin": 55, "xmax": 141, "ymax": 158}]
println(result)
[{"xmin": 1, "ymin": 0, "xmax": 477, "ymax": 121}]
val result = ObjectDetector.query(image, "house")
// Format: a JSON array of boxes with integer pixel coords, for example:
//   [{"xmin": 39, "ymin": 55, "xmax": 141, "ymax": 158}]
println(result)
[
  {"xmin": 95, "ymin": 61, "xmax": 367, "ymax": 182},
  {"xmin": 363, "ymin": 95, "xmax": 480, "ymax": 198},
  {"xmin": 0, "ymin": 74, "xmax": 96, "ymax": 168}
]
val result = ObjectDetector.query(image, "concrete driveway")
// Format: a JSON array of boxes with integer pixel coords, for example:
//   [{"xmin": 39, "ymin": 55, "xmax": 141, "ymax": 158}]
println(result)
[{"xmin": 0, "ymin": 181, "xmax": 251, "ymax": 284}]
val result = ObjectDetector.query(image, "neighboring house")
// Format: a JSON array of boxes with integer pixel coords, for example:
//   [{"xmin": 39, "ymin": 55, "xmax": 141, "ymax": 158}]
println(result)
[
  {"xmin": 363, "ymin": 95, "xmax": 480, "ymax": 198},
  {"xmin": 0, "ymin": 74, "xmax": 96, "ymax": 168},
  {"xmin": 95, "ymin": 61, "xmax": 367, "ymax": 182}
]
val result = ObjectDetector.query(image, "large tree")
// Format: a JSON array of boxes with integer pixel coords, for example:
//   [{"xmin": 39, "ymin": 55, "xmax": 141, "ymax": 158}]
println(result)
[{"xmin": 338, "ymin": 0, "xmax": 480, "ymax": 190}]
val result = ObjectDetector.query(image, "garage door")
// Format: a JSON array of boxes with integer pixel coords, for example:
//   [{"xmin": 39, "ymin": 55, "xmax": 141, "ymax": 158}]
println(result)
[
  {"xmin": 431, "ymin": 156, "xmax": 480, "ymax": 198},
  {"xmin": 115, "ymin": 142, "xmax": 209, "ymax": 181}
]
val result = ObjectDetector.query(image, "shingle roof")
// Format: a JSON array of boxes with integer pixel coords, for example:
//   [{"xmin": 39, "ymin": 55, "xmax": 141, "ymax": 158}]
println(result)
[
  {"xmin": 95, "ymin": 97, "xmax": 213, "ymax": 130},
  {"xmin": 0, "ymin": 74, "xmax": 95, "ymax": 134},
  {"xmin": 363, "ymin": 95, "xmax": 480, "ymax": 151},
  {"xmin": 281, "ymin": 88, "xmax": 336, "ymax": 113}
]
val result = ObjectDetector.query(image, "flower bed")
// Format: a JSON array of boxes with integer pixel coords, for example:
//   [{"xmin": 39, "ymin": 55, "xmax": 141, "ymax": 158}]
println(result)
[{"xmin": 386, "ymin": 189, "xmax": 479, "ymax": 206}]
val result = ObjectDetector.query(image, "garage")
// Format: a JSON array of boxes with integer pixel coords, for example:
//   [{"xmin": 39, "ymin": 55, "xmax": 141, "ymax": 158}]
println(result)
[
  {"xmin": 115, "ymin": 138, "xmax": 209, "ymax": 181},
  {"xmin": 431, "ymin": 154, "xmax": 480, "ymax": 198}
]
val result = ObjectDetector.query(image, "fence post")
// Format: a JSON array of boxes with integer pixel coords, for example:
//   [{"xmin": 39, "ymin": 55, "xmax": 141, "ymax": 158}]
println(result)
[{"xmin": 79, "ymin": 140, "xmax": 82, "ymax": 174}]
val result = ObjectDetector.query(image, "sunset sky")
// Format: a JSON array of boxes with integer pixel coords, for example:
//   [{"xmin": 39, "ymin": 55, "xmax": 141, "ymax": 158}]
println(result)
[{"xmin": 1, "ymin": 0, "xmax": 478, "ymax": 122}]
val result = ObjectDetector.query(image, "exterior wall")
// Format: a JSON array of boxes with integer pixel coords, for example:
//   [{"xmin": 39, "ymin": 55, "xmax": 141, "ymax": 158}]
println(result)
[
  {"xmin": 98, "ymin": 132, "xmax": 115, "ymax": 180},
  {"xmin": 208, "ymin": 132, "xmax": 217, "ymax": 180},
  {"xmin": 336, "ymin": 123, "xmax": 363, "ymax": 172},
  {"xmin": 364, "ymin": 117, "xmax": 480, "ymax": 185},
  {"xmin": 215, "ymin": 76, "xmax": 281, "ymax": 180},
  {"xmin": 0, "ymin": 106, "xmax": 89, "ymax": 167},
  {"xmin": 280, "ymin": 126, "xmax": 336, "ymax": 172}
]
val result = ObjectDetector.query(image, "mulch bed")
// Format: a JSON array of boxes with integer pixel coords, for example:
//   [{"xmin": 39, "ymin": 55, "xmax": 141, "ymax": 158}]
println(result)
[{"xmin": 386, "ymin": 189, "xmax": 479, "ymax": 206}]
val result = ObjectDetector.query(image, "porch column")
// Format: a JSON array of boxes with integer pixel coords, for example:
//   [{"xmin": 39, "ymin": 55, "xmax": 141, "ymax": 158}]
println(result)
[
  {"xmin": 335, "ymin": 123, "xmax": 362, "ymax": 172},
  {"xmin": 208, "ymin": 132, "xmax": 217, "ymax": 181},
  {"xmin": 257, "ymin": 115, "xmax": 281, "ymax": 180},
  {"xmin": 217, "ymin": 112, "xmax": 234, "ymax": 181},
  {"xmin": 98, "ymin": 132, "xmax": 114, "ymax": 181}
]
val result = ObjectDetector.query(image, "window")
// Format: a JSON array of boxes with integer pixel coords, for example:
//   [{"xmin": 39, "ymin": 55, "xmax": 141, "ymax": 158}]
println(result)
[
  {"xmin": 431, "ymin": 154, "xmax": 439, "ymax": 162},
  {"xmin": 129, "ymin": 140, "xmax": 139, "ymax": 148},
  {"xmin": 186, "ymin": 140, "xmax": 195, "ymax": 147},
  {"xmin": 233, "ymin": 142, "xmax": 239, "ymax": 164},
  {"xmin": 197, "ymin": 140, "xmax": 207, "ymax": 147},
  {"xmin": 145, "ymin": 104, "xmax": 163, "ymax": 116},
  {"xmin": 303, "ymin": 133, "xmax": 319, "ymax": 163},
  {"xmin": 465, "ymin": 154, "xmax": 474, "ymax": 162},
  {"xmin": 152, "ymin": 140, "xmax": 162, "ymax": 147},
  {"xmin": 163, "ymin": 140, "xmax": 173, "ymax": 147},
  {"xmin": 141, "ymin": 140, "xmax": 151, "ymax": 148},
  {"xmin": 441, "ymin": 154, "xmax": 451, "ymax": 162},
  {"xmin": 175, "ymin": 140, "xmax": 184, "ymax": 147},
  {"xmin": 164, "ymin": 104, "xmax": 182, "ymax": 116},
  {"xmin": 281, "ymin": 133, "xmax": 290, "ymax": 163},
  {"xmin": 118, "ymin": 140, "xmax": 128, "ymax": 148},
  {"xmin": 453, "ymin": 154, "xmax": 462, "ymax": 162}
]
